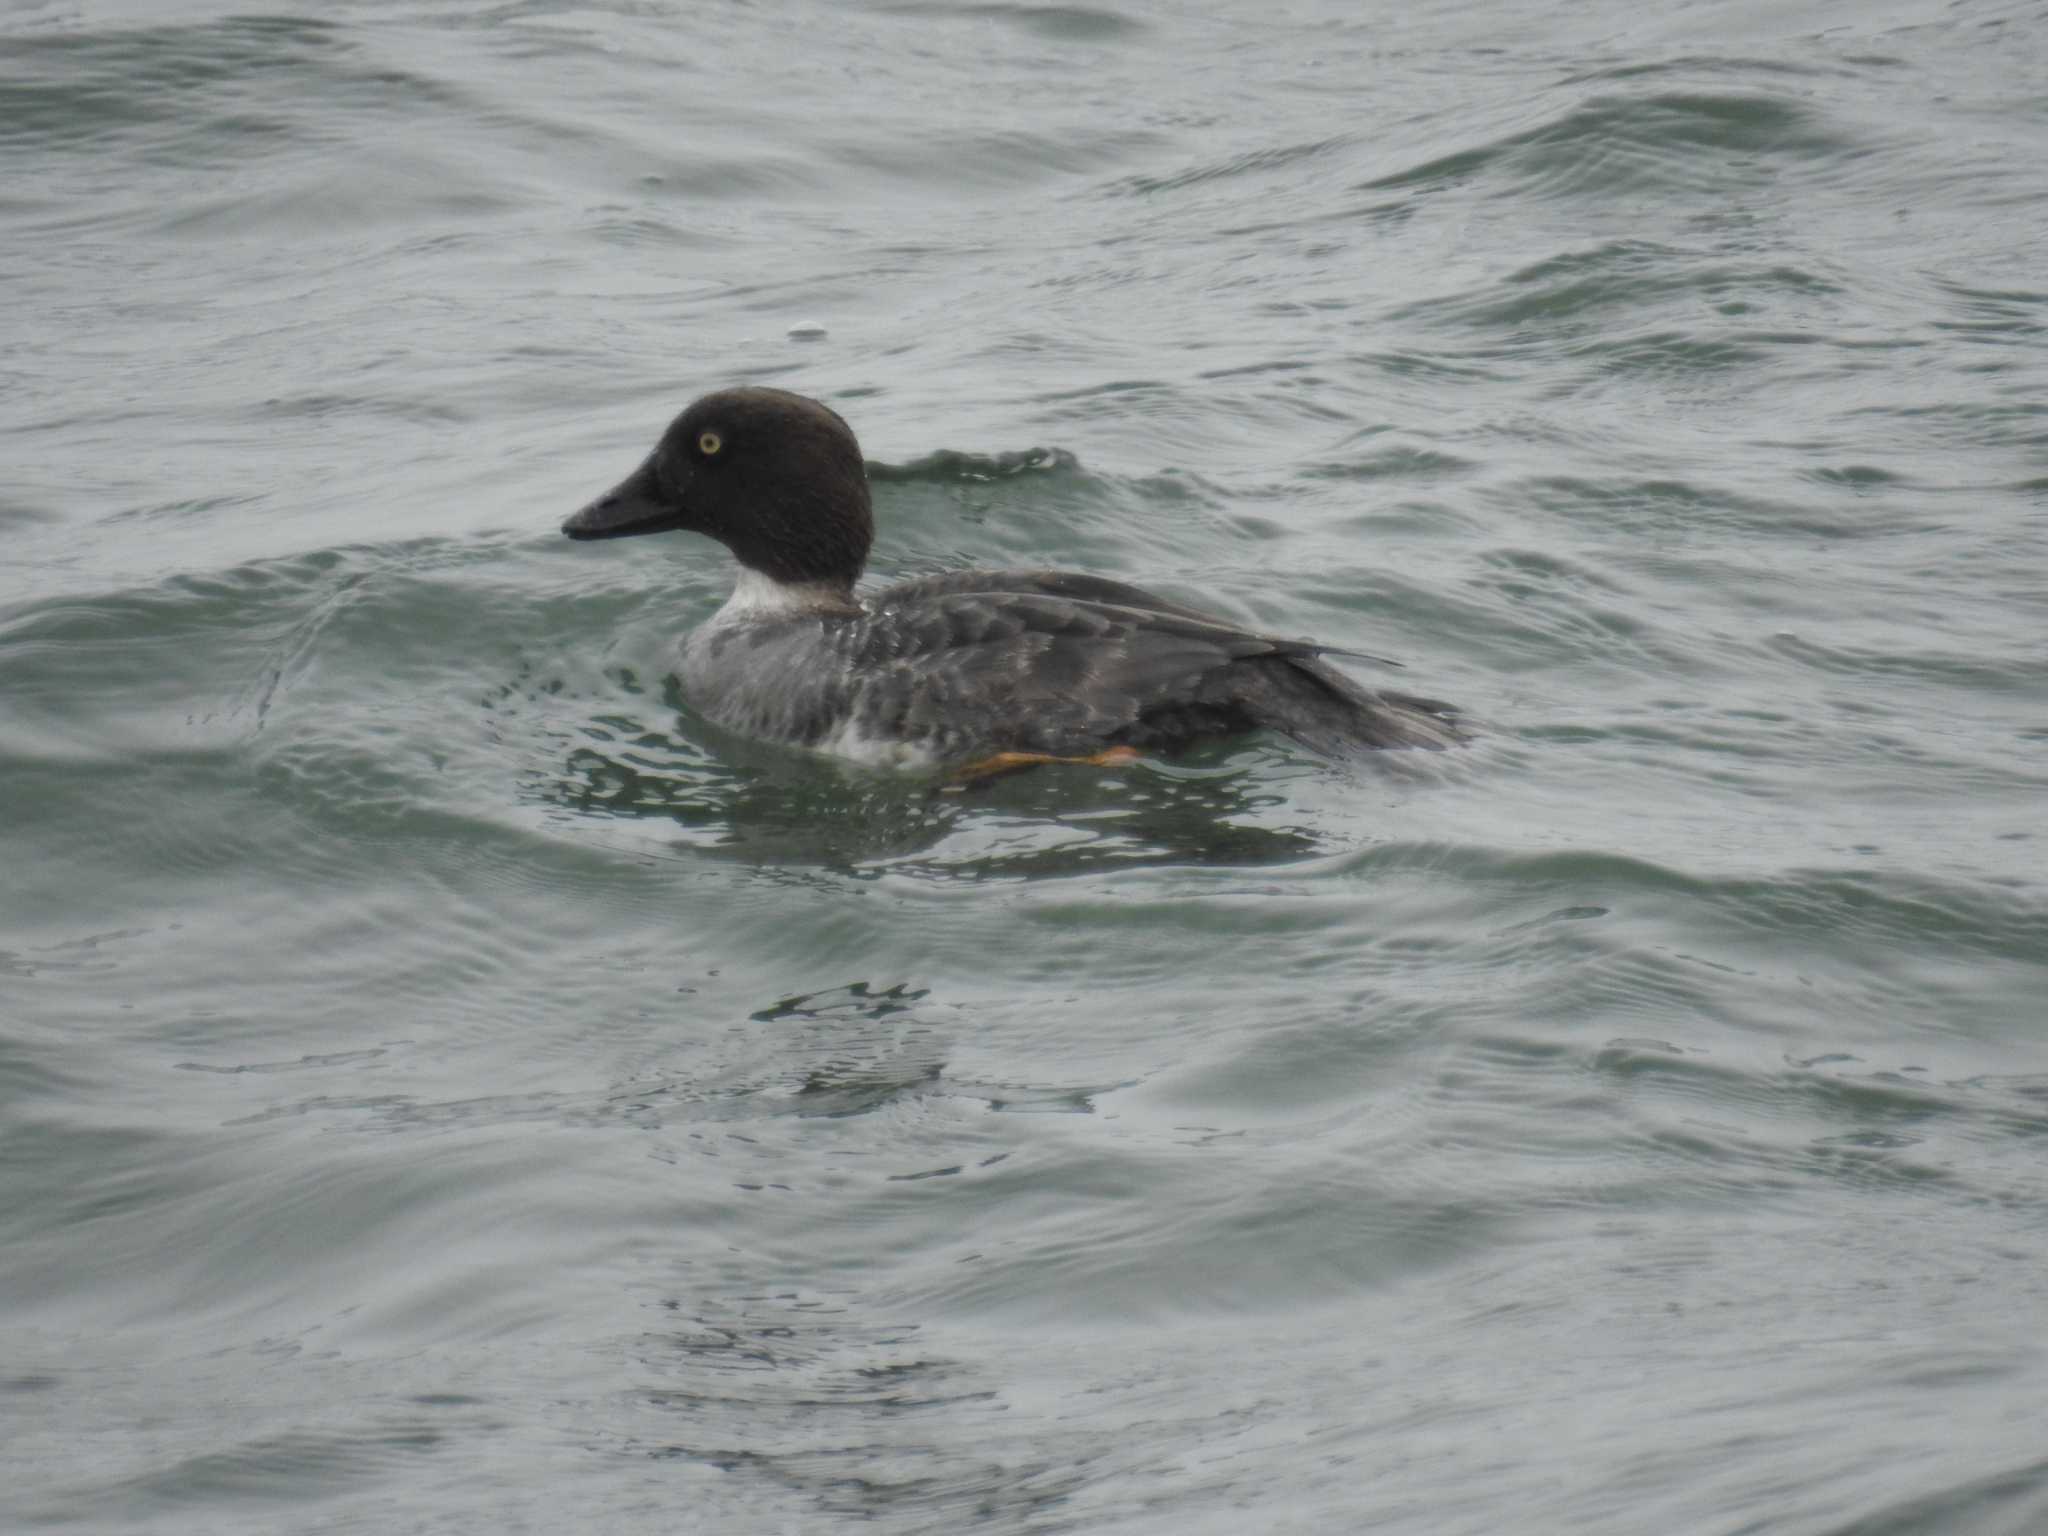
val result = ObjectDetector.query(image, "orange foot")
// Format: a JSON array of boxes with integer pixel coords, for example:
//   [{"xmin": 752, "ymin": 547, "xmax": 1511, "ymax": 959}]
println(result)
[{"xmin": 942, "ymin": 743, "xmax": 1144, "ymax": 791}]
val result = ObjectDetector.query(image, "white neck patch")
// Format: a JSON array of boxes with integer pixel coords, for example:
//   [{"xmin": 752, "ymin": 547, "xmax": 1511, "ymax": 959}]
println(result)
[{"xmin": 712, "ymin": 565, "xmax": 856, "ymax": 623}]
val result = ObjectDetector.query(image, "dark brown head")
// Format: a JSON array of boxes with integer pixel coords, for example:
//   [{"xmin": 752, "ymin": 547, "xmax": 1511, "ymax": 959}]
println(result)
[{"xmin": 562, "ymin": 387, "xmax": 873, "ymax": 589}]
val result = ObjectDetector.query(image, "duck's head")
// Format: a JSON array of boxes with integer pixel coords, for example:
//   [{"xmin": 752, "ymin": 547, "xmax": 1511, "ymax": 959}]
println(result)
[{"xmin": 563, "ymin": 387, "xmax": 873, "ymax": 589}]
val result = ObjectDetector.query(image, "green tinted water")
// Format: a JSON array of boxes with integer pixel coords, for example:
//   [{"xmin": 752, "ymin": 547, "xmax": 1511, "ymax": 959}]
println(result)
[{"xmin": 4, "ymin": 2, "xmax": 2047, "ymax": 1531}]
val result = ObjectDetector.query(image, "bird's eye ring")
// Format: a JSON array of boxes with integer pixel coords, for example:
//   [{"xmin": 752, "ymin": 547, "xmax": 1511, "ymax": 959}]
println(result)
[{"xmin": 698, "ymin": 430, "xmax": 723, "ymax": 456}]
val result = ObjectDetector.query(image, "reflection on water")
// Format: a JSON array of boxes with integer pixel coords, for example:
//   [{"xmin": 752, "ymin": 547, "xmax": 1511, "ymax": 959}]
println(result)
[{"xmin": 518, "ymin": 669, "xmax": 1329, "ymax": 875}]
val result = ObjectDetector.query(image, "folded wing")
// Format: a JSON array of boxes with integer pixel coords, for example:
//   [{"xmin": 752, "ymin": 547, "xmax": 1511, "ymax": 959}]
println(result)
[{"xmin": 851, "ymin": 573, "xmax": 1462, "ymax": 757}]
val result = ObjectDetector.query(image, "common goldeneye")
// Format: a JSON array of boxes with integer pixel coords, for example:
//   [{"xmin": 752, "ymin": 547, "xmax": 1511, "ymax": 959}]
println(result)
[{"xmin": 562, "ymin": 387, "xmax": 1463, "ymax": 776}]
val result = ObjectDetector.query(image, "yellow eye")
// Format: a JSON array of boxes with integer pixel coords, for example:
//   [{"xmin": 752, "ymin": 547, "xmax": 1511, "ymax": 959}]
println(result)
[{"xmin": 698, "ymin": 430, "xmax": 723, "ymax": 456}]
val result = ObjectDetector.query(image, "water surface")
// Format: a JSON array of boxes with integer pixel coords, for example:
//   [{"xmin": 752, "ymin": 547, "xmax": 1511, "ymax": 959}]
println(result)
[{"xmin": 4, "ymin": 1, "xmax": 2047, "ymax": 1531}]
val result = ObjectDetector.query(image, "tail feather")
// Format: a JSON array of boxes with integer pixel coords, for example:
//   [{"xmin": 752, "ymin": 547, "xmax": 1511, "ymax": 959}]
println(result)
[{"xmin": 1233, "ymin": 656, "xmax": 1465, "ymax": 755}]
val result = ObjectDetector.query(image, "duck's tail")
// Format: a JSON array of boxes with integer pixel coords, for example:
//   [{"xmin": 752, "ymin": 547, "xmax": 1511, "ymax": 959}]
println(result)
[{"xmin": 1235, "ymin": 654, "xmax": 1467, "ymax": 755}]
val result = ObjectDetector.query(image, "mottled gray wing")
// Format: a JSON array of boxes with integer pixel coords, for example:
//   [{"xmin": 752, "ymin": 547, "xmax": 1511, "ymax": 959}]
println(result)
[
  {"xmin": 843, "ymin": 589, "xmax": 1343, "ymax": 756},
  {"xmin": 877, "ymin": 568, "xmax": 1405, "ymax": 671}
]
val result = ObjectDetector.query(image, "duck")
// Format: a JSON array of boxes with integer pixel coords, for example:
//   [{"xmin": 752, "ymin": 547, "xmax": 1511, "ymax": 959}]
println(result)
[{"xmin": 562, "ymin": 387, "xmax": 1463, "ymax": 778}]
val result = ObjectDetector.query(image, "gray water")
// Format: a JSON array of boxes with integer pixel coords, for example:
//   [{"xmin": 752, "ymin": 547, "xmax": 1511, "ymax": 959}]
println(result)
[{"xmin": 5, "ymin": 1, "xmax": 2047, "ymax": 1531}]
